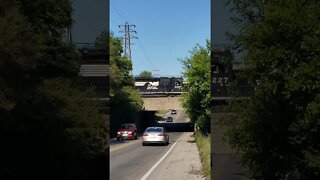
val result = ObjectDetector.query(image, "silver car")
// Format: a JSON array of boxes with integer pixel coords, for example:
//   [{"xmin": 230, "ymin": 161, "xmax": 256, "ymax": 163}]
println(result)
[{"xmin": 142, "ymin": 127, "xmax": 169, "ymax": 146}]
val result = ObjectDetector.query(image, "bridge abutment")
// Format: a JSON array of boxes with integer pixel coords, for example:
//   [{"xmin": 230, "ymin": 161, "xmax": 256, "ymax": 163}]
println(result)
[{"xmin": 142, "ymin": 96, "xmax": 182, "ymax": 111}]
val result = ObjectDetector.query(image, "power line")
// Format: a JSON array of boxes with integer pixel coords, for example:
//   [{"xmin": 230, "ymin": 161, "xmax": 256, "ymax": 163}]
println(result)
[
  {"xmin": 132, "ymin": 47, "xmax": 153, "ymax": 70},
  {"xmin": 110, "ymin": 14, "xmax": 119, "ymax": 28},
  {"xmin": 110, "ymin": 4, "xmax": 125, "ymax": 22},
  {"xmin": 109, "ymin": 1, "xmax": 157, "ymax": 73},
  {"xmin": 137, "ymin": 38, "xmax": 156, "ymax": 69},
  {"xmin": 110, "ymin": 0, "xmax": 131, "ymax": 23}
]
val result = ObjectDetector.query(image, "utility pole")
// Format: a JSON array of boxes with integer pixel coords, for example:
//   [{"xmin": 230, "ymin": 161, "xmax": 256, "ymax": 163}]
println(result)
[{"xmin": 119, "ymin": 22, "xmax": 138, "ymax": 61}]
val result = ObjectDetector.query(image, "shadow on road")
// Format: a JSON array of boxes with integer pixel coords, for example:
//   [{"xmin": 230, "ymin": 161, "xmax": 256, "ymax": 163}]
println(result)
[
  {"xmin": 187, "ymin": 140, "xmax": 196, "ymax": 143},
  {"xmin": 156, "ymin": 122, "xmax": 194, "ymax": 132}
]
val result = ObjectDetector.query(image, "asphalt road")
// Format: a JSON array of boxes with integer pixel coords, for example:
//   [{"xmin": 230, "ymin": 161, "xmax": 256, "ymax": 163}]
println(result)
[
  {"xmin": 160, "ymin": 110, "xmax": 190, "ymax": 123},
  {"xmin": 174, "ymin": 110, "xmax": 191, "ymax": 123},
  {"xmin": 110, "ymin": 132, "xmax": 184, "ymax": 180},
  {"xmin": 110, "ymin": 110, "xmax": 187, "ymax": 180}
]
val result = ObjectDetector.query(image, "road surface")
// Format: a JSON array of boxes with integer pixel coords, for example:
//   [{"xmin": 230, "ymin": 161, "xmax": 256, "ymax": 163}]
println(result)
[
  {"xmin": 158, "ymin": 110, "xmax": 190, "ymax": 123},
  {"xmin": 110, "ymin": 110, "xmax": 204, "ymax": 180}
]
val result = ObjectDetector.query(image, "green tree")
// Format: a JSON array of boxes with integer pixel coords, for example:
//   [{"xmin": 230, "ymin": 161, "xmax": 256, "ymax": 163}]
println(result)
[
  {"xmin": 180, "ymin": 40, "xmax": 211, "ymax": 134},
  {"xmin": 96, "ymin": 31, "xmax": 143, "ymax": 136},
  {"xmin": 15, "ymin": 0, "xmax": 79, "ymax": 79},
  {"xmin": 139, "ymin": 70, "xmax": 153, "ymax": 78},
  {"xmin": 0, "ymin": 1, "xmax": 107, "ymax": 179},
  {"xmin": 226, "ymin": 0, "xmax": 320, "ymax": 179}
]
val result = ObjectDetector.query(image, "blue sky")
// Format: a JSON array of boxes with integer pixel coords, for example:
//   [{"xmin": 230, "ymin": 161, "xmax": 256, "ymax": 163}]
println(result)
[
  {"xmin": 110, "ymin": 0, "xmax": 210, "ymax": 77},
  {"xmin": 71, "ymin": 0, "xmax": 238, "ymax": 76}
]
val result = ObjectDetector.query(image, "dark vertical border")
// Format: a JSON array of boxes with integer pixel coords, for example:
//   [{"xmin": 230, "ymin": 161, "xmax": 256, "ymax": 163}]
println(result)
[{"xmin": 106, "ymin": 1, "xmax": 110, "ymax": 180}]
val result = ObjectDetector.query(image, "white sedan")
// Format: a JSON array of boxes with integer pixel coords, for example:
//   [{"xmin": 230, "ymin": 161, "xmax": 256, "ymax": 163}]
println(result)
[{"xmin": 142, "ymin": 127, "xmax": 169, "ymax": 146}]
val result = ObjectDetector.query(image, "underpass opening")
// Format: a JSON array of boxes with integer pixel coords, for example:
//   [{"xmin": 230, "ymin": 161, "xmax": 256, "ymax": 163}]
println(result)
[
  {"xmin": 136, "ymin": 110, "xmax": 194, "ymax": 133},
  {"xmin": 157, "ymin": 122, "xmax": 194, "ymax": 132},
  {"xmin": 132, "ymin": 95, "xmax": 194, "ymax": 133}
]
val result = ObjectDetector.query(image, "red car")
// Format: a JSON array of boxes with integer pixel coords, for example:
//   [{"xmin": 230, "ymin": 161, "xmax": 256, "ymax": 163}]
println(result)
[{"xmin": 116, "ymin": 123, "xmax": 138, "ymax": 141}]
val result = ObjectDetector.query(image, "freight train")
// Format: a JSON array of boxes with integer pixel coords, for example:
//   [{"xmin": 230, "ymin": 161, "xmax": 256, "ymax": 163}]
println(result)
[{"xmin": 134, "ymin": 77, "xmax": 184, "ymax": 96}]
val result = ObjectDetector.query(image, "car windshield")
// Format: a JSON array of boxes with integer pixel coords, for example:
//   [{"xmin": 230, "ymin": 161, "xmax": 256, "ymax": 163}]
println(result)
[
  {"xmin": 120, "ymin": 125, "xmax": 132, "ymax": 129},
  {"xmin": 145, "ymin": 128, "xmax": 163, "ymax": 133}
]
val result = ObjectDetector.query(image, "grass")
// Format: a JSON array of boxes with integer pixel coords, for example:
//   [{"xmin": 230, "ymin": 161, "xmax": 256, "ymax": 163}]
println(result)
[
  {"xmin": 195, "ymin": 131, "xmax": 211, "ymax": 180},
  {"xmin": 155, "ymin": 110, "xmax": 169, "ymax": 116}
]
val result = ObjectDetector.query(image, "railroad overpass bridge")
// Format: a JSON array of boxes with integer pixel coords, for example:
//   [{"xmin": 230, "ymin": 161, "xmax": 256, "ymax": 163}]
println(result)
[
  {"xmin": 137, "ymin": 91, "xmax": 193, "ymax": 132},
  {"xmin": 134, "ymin": 77, "xmax": 186, "ymax": 111},
  {"xmin": 138, "ymin": 96, "xmax": 194, "ymax": 133}
]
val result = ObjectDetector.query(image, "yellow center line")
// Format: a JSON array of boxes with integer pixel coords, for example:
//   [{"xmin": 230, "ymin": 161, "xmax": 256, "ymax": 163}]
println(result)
[{"xmin": 110, "ymin": 138, "xmax": 142, "ymax": 153}]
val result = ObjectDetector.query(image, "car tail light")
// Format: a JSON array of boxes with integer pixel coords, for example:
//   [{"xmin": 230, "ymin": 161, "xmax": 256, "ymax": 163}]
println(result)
[
  {"xmin": 143, "ymin": 133, "xmax": 148, "ymax": 136},
  {"xmin": 128, "ymin": 131, "xmax": 132, "ymax": 134},
  {"xmin": 158, "ymin": 133, "xmax": 165, "ymax": 136}
]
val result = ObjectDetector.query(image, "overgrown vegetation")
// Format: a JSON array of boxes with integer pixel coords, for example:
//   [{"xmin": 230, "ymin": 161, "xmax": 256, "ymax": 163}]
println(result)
[
  {"xmin": 102, "ymin": 32, "xmax": 143, "ymax": 137},
  {"xmin": 180, "ymin": 40, "xmax": 211, "ymax": 180},
  {"xmin": 195, "ymin": 132, "xmax": 211, "ymax": 180},
  {"xmin": 180, "ymin": 40, "xmax": 211, "ymax": 134},
  {"xmin": 225, "ymin": 0, "xmax": 320, "ymax": 179},
  {"xmin": 0, "ymin": 1, "xmax": 107, "ymax": 179}
]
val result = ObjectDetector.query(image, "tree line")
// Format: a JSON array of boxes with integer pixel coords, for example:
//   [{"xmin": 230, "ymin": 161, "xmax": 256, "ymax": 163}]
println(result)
[
  {"xmin": 179, "ymin": 40, "xmax": 211, "ymax": 135},
  {"xmin": 180, "ymin": 1, "xmax": 320, "ymax": 178},
  {"xmin": 225, "ymin": 0, "xmax": 320, "ymax": 179},
  {"xmin": 0, "ymin": 1, "xmax": 107, "ymax": 179}
]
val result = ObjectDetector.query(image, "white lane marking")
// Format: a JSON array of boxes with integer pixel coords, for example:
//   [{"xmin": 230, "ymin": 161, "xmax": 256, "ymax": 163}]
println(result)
[{"xmin": 140, "ymin": 133, "xmax": 184, "ymax": 180}]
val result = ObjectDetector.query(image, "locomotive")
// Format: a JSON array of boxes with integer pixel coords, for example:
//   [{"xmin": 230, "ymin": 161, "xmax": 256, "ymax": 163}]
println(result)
[{"xmin": 134, "ymin": 77, "xmax": 184, "ymax": 96}]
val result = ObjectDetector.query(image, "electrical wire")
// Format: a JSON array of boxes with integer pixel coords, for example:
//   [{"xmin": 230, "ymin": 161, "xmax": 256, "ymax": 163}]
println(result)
[
  {"xmin": 110, "ymin": 3, "xmax": 125, "ymax": 22},
  {"xmin": 137, "ymin": 37, "xmax": 156, "ymax": 69},
  {"xmin": 110, "ymin": 0, "xmax": 131, "ymax": 23},
  {"xmin": 110, "ymin": 0, "xmax": 158, "ymax": 74}
]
